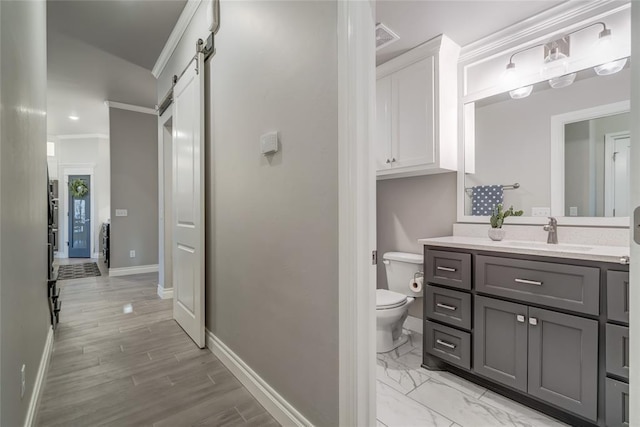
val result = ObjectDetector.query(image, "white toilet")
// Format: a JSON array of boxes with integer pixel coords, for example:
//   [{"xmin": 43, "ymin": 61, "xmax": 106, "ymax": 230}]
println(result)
[{"xmin": 376, "ymin": 251, "xmax": 423, "ymax": 353}]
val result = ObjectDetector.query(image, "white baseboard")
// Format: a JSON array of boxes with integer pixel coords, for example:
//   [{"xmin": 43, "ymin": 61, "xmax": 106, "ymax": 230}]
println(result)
[
  {"xmin": 157, "ymin": 283, "xmax": 174, "ymax": 299},
  {"xmin": 109, "ymin": 264, "xmax": 159, "ymax": 277},
  {"xmin": 404, "ymin": 316, "xmax": 423, "ymax": 335},
  {"xmin": 92, "ymin": 252, "xmax": 100, "ymax": 259},
  {"xmin": 24, "ymin": 326, "xmax": 54, "ymax": 427},
  {"xmin": 205, "ymin": 329, "xmax": 312, "ymax": 427}
]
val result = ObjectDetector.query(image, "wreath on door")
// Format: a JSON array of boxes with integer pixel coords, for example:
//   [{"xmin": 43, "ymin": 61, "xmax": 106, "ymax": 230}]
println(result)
[{"xmin": 69, "ymin": 178, "xmax": 89, "ymax": 198}]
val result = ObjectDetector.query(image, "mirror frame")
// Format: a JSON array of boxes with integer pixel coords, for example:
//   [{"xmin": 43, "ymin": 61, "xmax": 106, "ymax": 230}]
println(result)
[
  {"xmin": 457, "ymin": 86, "xmax": 631, "ymax": 228},
  {"xmin": 549, "ymin": 100, "xmax": 630, "ymax": 226}
]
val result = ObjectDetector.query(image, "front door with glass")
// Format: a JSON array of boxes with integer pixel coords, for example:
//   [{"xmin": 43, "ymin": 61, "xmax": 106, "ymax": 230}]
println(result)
[{"xmin": 68, "ymin": 175, "xmax": 91, "ymax": 258}]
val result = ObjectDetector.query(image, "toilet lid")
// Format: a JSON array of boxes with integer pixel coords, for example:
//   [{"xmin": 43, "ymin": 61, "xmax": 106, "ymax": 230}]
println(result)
[{"xmin": 376, "ymin": 289, "xmax": 407, "ymax": 309}]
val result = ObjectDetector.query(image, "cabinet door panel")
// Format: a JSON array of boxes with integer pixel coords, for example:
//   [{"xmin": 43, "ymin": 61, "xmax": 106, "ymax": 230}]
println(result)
[
  {"xmin": 528, "ymin": 307, "xmax": 598, "ymax": 421},
  {"xmin": 473, "ymin": 296, "xmax": 528, "ymax": 391},
  {"xmin": 606, "ymin": 324, "xmax": 630, "ymax": 380},
  {"xmin": 392, "ymin": 57, "xmax": 435, "ymax": 169},
  {"xmin": 606, "ymin": 378, "xmax": 630, "ymax": 427},
  {"xmin": 376, "ymin": 76, "xmax": 393, "ymax": 171}
]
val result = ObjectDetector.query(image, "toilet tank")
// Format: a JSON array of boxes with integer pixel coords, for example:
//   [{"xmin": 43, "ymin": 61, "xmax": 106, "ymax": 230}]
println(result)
[{"xmin": 383, "ymin": 252, "xmax": 423, "ymax": 296}]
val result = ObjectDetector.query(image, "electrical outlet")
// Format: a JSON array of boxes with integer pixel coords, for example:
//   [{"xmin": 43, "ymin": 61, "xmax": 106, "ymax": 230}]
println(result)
[
  {"xmin": 129, "ymin": 250, "xmax": 136, "ymax": 258},
  {"xmin": 569, "ymin": 206, "xmax": 578, "ymax": 216},
  {"xmin": 115, "ymin": 209, "xmax": 128, "ymax": 217},
  {"xmin": 531, "ymin": 207, "xmax": 551, "ymax": 217},
  {"xmin": 21, "ymin": 364, "xmax": 25, "ymax": 399}
]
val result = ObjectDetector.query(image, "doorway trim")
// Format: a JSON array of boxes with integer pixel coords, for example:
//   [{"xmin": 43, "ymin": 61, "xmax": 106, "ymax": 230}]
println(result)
[
  {"xmin": 337, "ymin": 1, "xmax": 377, "ymax": 425},
  {"xmin": 59, "ymin": 164, "xmax": 96, "ymax": 259},
  {"xmin": 158, "ymin": 109, "xmax": 174, "ymax": 299}
]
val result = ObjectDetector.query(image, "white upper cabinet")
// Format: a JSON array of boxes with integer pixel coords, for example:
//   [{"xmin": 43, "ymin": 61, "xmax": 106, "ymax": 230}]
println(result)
[{"xmin": 376, "ymin": 35, "xmax": 460, "ymax": 179}]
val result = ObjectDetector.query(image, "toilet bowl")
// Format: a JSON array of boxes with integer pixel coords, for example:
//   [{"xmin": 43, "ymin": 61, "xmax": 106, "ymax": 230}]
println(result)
[{"xmin": 376, "ymin": 252, "xmax": 423, "ymax": 353}]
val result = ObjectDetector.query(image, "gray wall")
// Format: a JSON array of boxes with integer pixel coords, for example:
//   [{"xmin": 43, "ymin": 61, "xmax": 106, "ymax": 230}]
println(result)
[
  {"xmin": 159, "ymin": 1, "xmax": 339, "ymax": 424},
  {"xmin": 109, "ymin": 108, "xmax": 159, "ymax": 269},
  {"xmin": 467, "ymin": 68, "xmax": 630, "ymax": 216},
  {"xmin": 377, "ymin": 173, "xmax": 457, "ymax": 319},
  {"xmin": 0, "ymin": 1, "xmax": 51, "ymax": 425}
]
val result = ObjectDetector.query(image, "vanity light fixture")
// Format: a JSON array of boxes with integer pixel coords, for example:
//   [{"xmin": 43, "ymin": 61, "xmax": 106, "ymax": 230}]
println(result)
[
  {"xmin": 501, "ymin": 21, "xmax": 626, "ymax": 96},
  {"xmin": 508, "ymin": 85, "xmax": 533, "ymax": 99}
]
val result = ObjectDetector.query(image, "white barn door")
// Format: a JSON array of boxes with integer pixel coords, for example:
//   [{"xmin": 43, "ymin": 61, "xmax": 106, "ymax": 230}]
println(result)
[{"xmin": 172, "ymin": 53, "xmax": 205, "ymax": 347}]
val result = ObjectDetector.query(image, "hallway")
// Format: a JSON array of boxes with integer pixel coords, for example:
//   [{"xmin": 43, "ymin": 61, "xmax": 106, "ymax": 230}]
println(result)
[{"xmin": 36, "ymin": 272, "xmax": 278, "ymax": 426}]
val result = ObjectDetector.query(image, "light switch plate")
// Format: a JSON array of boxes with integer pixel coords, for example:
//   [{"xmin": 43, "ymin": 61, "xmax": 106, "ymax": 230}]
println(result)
[
  {"xmin": 531, "ymin": 207, "xmax": 551, "ymax": 217},
  {"xmin": 260, "ymin": 131, "xmax": 278, "ymax": 155},
  {"xmin": 115, "ymin": 209, "xmax": 128, "ymax": 217},
  {"xmin": 569, "ymin": 206, "xmax": 578, "ymax": 216}
]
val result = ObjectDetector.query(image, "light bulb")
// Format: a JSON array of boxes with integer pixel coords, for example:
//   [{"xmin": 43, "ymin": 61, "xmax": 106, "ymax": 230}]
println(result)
[
  {"xmin": 594, "ymin": 57, "xmax": 628, "ymax": 76},
  {"xmin": 502, "ymin": 62, "xmax": 517, "ymax": 88},
  {"xmin": 509, "ymin": 85, "xmax": 533, "ymax": 99}
]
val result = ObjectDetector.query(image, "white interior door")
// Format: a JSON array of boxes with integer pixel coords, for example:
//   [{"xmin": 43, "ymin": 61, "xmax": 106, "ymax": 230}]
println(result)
[
  {"xmin": 172, "ymin": 53, "xmax": 205, "ymax": 347},
  {"xmin": 605, "ymin": 132, "xmax": 631, "ymax": 217}
]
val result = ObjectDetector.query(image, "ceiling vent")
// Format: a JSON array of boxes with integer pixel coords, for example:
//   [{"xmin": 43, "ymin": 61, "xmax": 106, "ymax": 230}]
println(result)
[{"xmin": 376, "ymin": 23, "xmax": 399, "ymax": 51}]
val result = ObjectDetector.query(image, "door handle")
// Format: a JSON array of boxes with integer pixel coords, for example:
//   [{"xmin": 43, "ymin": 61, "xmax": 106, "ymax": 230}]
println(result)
[
  {"xmin": 436, "ymin": 303, "xmax": 457, "ymax": 311},
  {"xmin": 436, "ymin": 339, "xmax": 456, "ymax": 350},
  {"xmin": 515, "ymin": 278, "xmax": 542, "ymax": 286}
]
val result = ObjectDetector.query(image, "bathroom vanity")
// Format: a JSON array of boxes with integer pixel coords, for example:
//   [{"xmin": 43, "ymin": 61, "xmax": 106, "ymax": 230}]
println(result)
[{"xmin": 419, "ymin": 237, "xmax": 629, "ymax": 427}]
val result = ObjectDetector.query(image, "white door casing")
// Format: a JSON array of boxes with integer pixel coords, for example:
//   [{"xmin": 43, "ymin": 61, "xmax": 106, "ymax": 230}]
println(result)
[{"xmin": 172, "ymin": 52, "xmax": 205, "ymax": 348}]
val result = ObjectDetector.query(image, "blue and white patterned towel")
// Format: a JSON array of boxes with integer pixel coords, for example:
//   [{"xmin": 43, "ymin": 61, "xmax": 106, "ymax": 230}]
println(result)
[{"xmin": 471, "ymin": 185, "xmax": 504, "ymax": 216}]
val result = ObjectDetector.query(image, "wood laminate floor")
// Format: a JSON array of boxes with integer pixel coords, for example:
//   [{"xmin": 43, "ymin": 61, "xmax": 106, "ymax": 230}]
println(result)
[{"xmin": 37, "ymin": 268, "xmax": 278, "ymax": 427}]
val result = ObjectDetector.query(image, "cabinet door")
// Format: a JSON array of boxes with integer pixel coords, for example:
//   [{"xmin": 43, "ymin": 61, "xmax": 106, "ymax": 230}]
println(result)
[
  {"xmin": 527, "ymin": 307, "xmax": 598, "ymax": 421},
  {"xmin": 391, "ymin": 57, "xmax": 435, "ymax": 169},
  {"xmin": 474, "ymin": 296, "xmax": 528, "ymax": 392},
  {"xmin": 376, "ymin": 76, "xmax": 393, "ymax": 171}
]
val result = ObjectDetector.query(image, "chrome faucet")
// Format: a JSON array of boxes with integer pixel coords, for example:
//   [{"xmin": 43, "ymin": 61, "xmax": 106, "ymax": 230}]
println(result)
[{"xmin": 543, "ymin": 217, "xmax": 558, "ymax": 244}]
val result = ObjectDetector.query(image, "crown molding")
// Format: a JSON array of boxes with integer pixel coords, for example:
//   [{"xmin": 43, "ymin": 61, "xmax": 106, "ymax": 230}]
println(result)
[
  {"xmin": 105, "ymin": 101, "xmax": 156, "ymax": 115},
  {"xmin": 459, "ymin": 0, "xmax": 630, "ymax": 64},
  {"xmin": 152, "ymin": 0, "xmax": 203, "ymax": 79},
  {"xmin": 56, "ymin": 134, "xmax": 109, "ymax": 140}
]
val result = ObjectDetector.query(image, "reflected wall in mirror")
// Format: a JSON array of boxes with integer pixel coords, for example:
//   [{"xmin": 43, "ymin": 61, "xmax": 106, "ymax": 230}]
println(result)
[
  {"xmin": 563, "ymin": 111, "xmax": 629, "ymax": 218},
  {"xmin": 464, "ymin": 66, "xmax": 630, "ymax": 218}
]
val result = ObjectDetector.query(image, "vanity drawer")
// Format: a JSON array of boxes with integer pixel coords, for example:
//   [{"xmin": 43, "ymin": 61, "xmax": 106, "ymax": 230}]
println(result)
[
  {"xmin": 606, "ymin": 378, "xmax": 630, "ymax": 427},
  {"xmin": 475, "ymin": 255, "xmax": 600, "ymax": 315},
  {"xmin": 426, "ymin": 250, "xmax": 471, "ymax": 290},
  {"xmin": 607, "ymin": 324, "xmax": 630, "ymax": 380},
  {"xmin": 424, "ymin": 320, "xmax": 470, "ymax": 370},
  {"xmin": 425, "ymin": 285, "xmax": 472, "ymax": 330},
  {"xmin": 607, "ymin": 271, "xmax": 630, "ymax": 325}
]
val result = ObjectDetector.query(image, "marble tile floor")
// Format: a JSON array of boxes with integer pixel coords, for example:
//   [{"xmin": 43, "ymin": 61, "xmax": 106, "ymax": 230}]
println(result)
[
  {"xmin": 376, "ymin": 331, "xmax": 568, "ymax": 427},
  {"xmin": 37, "ymin": 271, "xmax": 278, "ymax": 427}
]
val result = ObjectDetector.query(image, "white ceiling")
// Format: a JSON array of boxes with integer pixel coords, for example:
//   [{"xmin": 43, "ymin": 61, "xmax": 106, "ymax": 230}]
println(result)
[
  {"xmin": 376, "ymin": 0, "xmax": 567, "ymax": 65},
  {"xmin": 47, "ymin": 31, "xmax": 158, "ymax": 136},
  {"xmin": 47, "ymin": 0, "xmax": 186, "ymax": 137},
  {"xmin": 48, "ymin": 0, "xmax": 187, "ymax": 70}
]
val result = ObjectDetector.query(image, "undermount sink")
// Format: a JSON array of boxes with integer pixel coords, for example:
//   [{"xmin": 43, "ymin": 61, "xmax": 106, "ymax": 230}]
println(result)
[{"xmin": 502, "ymin": 241, "xmax": 593, "ymax": 252}]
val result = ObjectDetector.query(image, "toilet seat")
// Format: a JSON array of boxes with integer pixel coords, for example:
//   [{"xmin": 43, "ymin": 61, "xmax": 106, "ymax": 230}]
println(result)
[{"xmin": 376, "ymin": 289, "xmax": 408, "ymax": 310}]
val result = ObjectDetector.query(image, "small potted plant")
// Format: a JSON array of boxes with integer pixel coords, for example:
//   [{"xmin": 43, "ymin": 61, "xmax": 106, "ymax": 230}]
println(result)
[{"xmin": 489, "ymin": 203, "xmax": 523, "ymax": 241}]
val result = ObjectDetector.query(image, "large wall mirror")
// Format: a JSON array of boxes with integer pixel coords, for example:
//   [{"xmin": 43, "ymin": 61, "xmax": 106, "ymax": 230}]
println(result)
[{"xmin": 462, "ymin": 63, "xmax": 630, "ymax": 225}]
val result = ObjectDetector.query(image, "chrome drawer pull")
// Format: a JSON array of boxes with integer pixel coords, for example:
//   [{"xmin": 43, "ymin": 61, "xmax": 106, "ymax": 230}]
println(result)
[
  {"xmin": 436, "ymin": 339, "xmax": 456, "ymax": 350},
  {"xmin": 515, "ymin": 278, "xmax": 543, "ymax": 286},
  {"xmin": 436, "ymin": 303, "xmax": 457, "ymax": 311},
  {"xmin": 437, "ymin": 266, "xmax": 457, "ymax": 272}
]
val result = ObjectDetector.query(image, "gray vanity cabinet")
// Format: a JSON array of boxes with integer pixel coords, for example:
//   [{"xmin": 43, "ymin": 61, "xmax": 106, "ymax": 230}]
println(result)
[
  {"xmin": 527, "ymin": 307, "xmax": 599, "ymax": 422},
  {"xmin": 474, "ymin": 296, "xmax": 528, "ymax": 392},
  {"xmin": 474, "ymin": 297, "xmax": 598, "ymax": 421}
]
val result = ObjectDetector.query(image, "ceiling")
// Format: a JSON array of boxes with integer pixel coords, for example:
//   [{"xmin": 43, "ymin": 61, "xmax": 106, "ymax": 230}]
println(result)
[
  {"xmin": 48, "ymin": 0, "xmax": 187, "ymax": 70},
  {"xmin": 47, "ymin": 0, "xmax": 186, "ymax": 137},
  {"xmin": 376, "ymin": 0, "xmax": 567, "ymax": 65}
]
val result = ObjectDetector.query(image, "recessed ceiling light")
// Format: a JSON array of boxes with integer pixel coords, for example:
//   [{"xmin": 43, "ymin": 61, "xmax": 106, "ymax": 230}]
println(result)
[{"xmin": 69, "ymin": 115, "xmax": 79, "ymax": 121}]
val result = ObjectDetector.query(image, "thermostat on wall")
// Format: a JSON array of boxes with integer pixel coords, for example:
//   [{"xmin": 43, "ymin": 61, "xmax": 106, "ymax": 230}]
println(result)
[{"xmin": 260, "ymin": 131, "xmax": 279, "ymax": 155}]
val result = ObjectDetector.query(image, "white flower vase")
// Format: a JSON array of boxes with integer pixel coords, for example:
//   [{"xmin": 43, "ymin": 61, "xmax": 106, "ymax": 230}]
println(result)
[{"xmin": 488, "ymin": 228, "xmax": 505, "ymax": 241}]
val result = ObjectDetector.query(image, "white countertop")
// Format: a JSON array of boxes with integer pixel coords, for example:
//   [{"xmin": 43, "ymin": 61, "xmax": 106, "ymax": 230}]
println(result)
[{"xmin": 418, "ymin": 236, "xmax": 630, "ymax": 264}]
